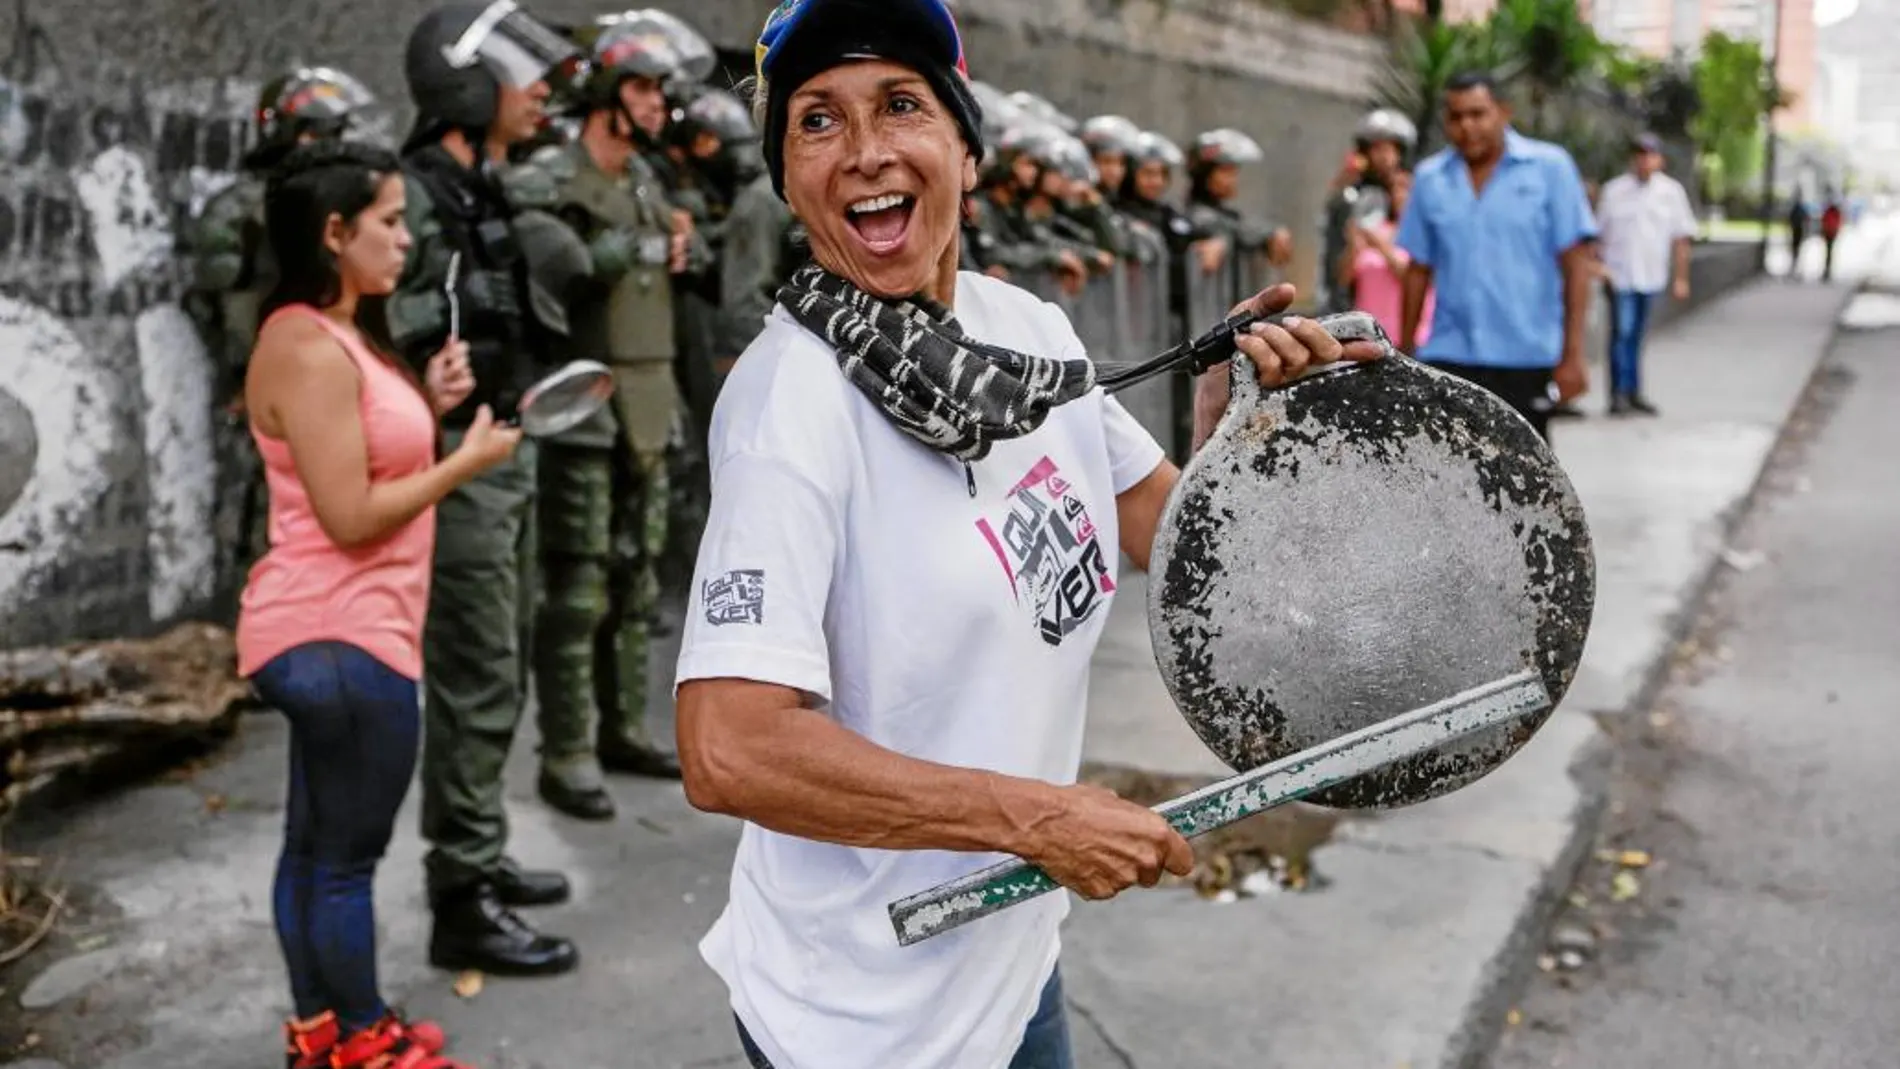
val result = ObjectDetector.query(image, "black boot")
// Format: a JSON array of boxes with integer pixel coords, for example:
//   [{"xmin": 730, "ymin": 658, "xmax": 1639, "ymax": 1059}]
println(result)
[
  {"xmin": 538, "ymin": 769, "xmax": 617, "ymax": 822},
  {"xmin": 428, "ymin": 883, "xmax": 579, "ymax": 977},
  {"xmin": 1608, "ymin": 394, "xmax": 1631, "ymax": 416},
  {"xmin": 494, "ymin": 856, "xmax": 572, "ymax": 907},
  {"xmin": 1628, "ymin": 395, "xmax": 1660, "ymax": 416},
  {"xmin": 599, "ymin": 738, "xmax": 683, "ymax": 779}
]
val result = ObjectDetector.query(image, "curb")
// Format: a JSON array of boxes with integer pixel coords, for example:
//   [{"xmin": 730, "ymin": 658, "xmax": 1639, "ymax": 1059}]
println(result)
[{"xmin": 1447, "ymin": 275, "xmax": 1870, "ymax": 1069}]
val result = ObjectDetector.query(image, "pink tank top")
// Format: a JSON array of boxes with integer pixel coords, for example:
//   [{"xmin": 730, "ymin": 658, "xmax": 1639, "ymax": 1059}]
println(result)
[
  {"xmin": 236, "ymin": 305, "xmax": 439, "ymax": 680},
  {"xmin": 1354, "ymin": 220, "xmax": 1434, "ymax": 348}
]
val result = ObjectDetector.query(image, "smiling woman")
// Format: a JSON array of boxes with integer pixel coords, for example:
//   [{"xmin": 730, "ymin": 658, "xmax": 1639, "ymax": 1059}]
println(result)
[
  {"xmin": 670, "ymin": 3, "xmax": 1381, "ymax": 1068},
  {"xmin": 778, "ymin": 62, "xmax": 976, "ymax": 301}
]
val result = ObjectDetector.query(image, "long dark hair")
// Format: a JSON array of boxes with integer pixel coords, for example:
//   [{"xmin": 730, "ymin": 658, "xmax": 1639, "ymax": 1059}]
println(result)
[{"xmin": 261, "ymin": 140, "xmax": 430, "ymax": 405}]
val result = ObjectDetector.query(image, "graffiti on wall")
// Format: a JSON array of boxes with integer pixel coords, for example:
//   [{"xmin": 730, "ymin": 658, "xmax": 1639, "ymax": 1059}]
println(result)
[{"xmin": 0, "ymin": 11, "xmax": 257, "ymax": 643}]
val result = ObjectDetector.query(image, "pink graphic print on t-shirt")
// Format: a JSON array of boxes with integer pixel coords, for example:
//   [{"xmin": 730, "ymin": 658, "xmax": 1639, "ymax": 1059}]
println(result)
[{"xmin": 975, "ymin": 456, "xmax": 1116, "ymax": 646}]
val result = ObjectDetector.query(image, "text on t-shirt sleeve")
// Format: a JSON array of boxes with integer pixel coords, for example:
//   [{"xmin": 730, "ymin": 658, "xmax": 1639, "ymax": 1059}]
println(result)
[{"xmin": 674, "ymin": 450, "xmax": 841, "ymax": 703}]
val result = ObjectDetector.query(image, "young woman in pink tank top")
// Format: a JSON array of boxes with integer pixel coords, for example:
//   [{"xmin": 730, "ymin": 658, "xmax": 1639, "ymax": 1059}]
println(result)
[
  {"xmin": 238, "ymin": 140, "xmax": 520, "ymax": 1069},
  {"xmin": 1343, "ymin": 169, "xmax": 1434, "ymax": 346}
]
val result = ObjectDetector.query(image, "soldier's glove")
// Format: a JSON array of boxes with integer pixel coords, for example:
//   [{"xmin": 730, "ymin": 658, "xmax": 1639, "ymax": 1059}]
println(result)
[
  {"xmin": 587, "ymin": 229, "xmax": 640, "ymax": 279},
  {"xmin": 463, "ymin": 268, "xmax": 522, "ymax": 320}
]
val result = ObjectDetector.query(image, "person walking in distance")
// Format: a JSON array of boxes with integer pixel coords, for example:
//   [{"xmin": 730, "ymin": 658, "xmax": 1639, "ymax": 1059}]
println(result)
[
  {"xmin": 238, "ymin": 139, "xmax": 519, "ymax": 1069},
  {"xmin": 1595, "ymin": 132, "xmax": 1695, "ymax": 416},
  {"xmin": 382, "ymin": 0, "xmax": 582, "ymax": 976},
  {"xmin": 1821, "ymin": 194, "xmax": 1844, "ymax": 282},
  {"xmin": 519, "ymin": 24, "xmax": 690, "ymax": 824},
  {"xmin": 1396, "ymin": 71, "xmax": 1598, "ymax": 442}
]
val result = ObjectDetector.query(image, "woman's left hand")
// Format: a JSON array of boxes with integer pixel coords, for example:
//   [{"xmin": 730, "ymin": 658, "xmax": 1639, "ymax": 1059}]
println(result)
[
  {"xmin": 1191, "ymin": 283, "xmax": 1388, "ymax": 451},
  {"xmin": 425, "ymin": 338, "xmax": 475, "ymax": 416}
]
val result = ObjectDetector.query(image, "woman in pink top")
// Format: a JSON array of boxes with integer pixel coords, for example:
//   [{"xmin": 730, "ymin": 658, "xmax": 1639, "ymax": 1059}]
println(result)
[
  {"xmin": 1343, "ymin": 170, "xmax": 1434, "ymax": 346},
  {"xmin": 237, "ymin": 141, "xmax": 519, "ymax": 1069}
]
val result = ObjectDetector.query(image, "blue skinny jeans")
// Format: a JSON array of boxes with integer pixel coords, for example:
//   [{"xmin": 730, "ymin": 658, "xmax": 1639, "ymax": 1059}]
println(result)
[
  {"xmin": 1610, "ymin": 289, "xmax": 1659, "ymax": 399},
  {"xmin": 251, "ymin": 641, "xmax": 419, "ymax": 1032}
]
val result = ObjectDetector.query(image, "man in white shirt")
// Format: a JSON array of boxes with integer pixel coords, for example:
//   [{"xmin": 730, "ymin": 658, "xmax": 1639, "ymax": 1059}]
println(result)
[{"xmin": 1596, "ymin": 132, "xmax": 1696, "ymax": 416}]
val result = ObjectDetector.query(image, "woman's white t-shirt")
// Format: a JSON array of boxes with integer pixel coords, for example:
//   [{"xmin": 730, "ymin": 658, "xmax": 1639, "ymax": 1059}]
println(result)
[{"xmin": 674, "ymin": 271, "xmax": 1167, "ymax": 1069}]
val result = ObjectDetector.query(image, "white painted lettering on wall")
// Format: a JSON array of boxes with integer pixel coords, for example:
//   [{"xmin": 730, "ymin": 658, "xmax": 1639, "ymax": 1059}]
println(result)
[
  {"xmin": 136, "ymin": 304, "xmax": 217, "ymax": 621},
  {"xmin": 0, "ymin": 67, "xmax": 254, "ymax": 642},
  {"xmin": 0, "ymin": 296, "xmax": 119, "ymax": 611}
]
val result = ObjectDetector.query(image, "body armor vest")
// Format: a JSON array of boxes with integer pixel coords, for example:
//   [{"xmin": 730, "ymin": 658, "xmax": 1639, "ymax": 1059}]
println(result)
[
  {"xmin": 557, "ymin": 144, "xmax": 676, "ymax": 366},
  {"xmin": 398, "ymin": 146, "xmax": 539, "ymax": 425}
]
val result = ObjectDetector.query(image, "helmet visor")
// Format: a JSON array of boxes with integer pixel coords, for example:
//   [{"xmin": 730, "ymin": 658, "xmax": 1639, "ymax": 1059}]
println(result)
[
  {"xmin": 277, "ymin": 68, "xmax": 377, "ymax": 123},
  {"xmin": 443, "ymin": 0, "xmax": 579, "ymax": 89},
  {"xmin": 619, "ymin": 9, "xmax": 717, "ymax": 85}
]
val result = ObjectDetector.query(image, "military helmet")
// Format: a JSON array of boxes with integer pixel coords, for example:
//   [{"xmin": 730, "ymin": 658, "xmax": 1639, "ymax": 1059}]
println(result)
[
  {"xmin": 1190, "ymin": 127, "xmax": 1265, "ymax": 171},
  {"xmin": 1023, "ymin": 128, "xmax": 1097, "ymax": 186},
  {"xmin": 980, "ymin": 122, "xmax": 1048, "ymax": 187},
  {"xmin": 1129, "ymin": 130, "xmax": 1186, "ymax": 169},
  {"xmin": 969, "ymin": 80, "xmax": 1028, "ymax": 148},
  {"xmin": 1354, "ymin": 108, "xmax": 1418, "ymax": 149},
  {"xmin": 568, "ymin": 20, "xmax": 683, "ymax": 111},
  {"xmin": 254, "ymin": 68, "xmax": 377, "ymax": 154},
  {"xmin": 1079, "ymin": 115, "xmax": 1143, "ymax": 159},
  {"xmin": 681, "ymin": 86, "xmax": 759, "ymax": 144},
  {"xmin": 405, "ymin": 0, "xmax": 578, "ymax": 131},
  {"xmin": 598, "ymin": 8, "xmax": 716, "ymax": 91},
  {"xmin": 1006, "ymin": 90, "xmax": 1079, "ymax": 135}
]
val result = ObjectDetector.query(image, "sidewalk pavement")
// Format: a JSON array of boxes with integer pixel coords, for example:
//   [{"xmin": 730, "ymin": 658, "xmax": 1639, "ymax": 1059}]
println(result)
[{"xmin": 3, "ymin": 219, "xmax": 1892, "ymax": 1069}]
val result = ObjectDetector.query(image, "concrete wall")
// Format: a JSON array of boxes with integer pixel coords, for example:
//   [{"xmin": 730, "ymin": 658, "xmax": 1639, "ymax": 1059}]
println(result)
[
  {"xmin": 1651, "ymin": 240, "xmax": 1764, "ymax": 332},
  {"xmin": 0, "ymin": 0, "xmax": 1390, "ymax": 648}
]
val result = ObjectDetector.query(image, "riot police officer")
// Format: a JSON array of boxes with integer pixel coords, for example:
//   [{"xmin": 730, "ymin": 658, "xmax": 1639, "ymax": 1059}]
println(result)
[
  {"xmin": 1186, "ymin": 127, "xmax": 1294, "ymax": 300},
  {"xmin": 1319, "ymin": 108, "xmax": 1417, "ymax": 313},
  {"xmin": 182, "ymin": 66, "xmax": 376, "ymax": 603},
  {"xmin": 518, "ymin": 20, "xmax": 690, "ymax": 827},
  {"xmin": 969, "ymin": 126, "xmax": 1089, "ymax": 291},
  {"xmin": 387, "ymin": 0, "xmax": 581, "ymax": 978},
  {"xmin": 1080, "ymin": 114, "xmax": 1142, "ymax": 207}
]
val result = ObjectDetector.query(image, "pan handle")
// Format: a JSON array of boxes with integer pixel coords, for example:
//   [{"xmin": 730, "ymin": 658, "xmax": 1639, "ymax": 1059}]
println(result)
[{"xmin": 886, "ymin": 670, "xmax": 1548, "ymax": 947}]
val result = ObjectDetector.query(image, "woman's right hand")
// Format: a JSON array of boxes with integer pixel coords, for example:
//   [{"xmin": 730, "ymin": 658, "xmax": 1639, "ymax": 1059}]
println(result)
[
  {"xmin": 450, "ymin": 404, "xmax": 523, "ymax": 476},
  {"xmin": 1022, "ymin": 783, "xmax": 1195, "ymax": 900}
]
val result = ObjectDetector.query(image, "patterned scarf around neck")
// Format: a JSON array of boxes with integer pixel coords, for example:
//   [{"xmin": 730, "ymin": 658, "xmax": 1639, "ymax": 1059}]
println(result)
[{"xmin": 776, "ymin": 263, "xmax": 1098, "ymax": 463}]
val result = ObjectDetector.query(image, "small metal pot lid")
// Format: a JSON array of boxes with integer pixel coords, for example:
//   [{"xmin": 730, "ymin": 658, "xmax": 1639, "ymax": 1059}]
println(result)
[{"xmin": 1147, "ymin": 353, "xmax": 1596, "ymax": 809}]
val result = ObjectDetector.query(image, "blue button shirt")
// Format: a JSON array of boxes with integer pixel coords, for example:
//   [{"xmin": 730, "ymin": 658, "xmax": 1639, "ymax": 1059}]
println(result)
[{"xmin": 1396, "ymin": 129, "xmax": 1598, "ymax": 370}]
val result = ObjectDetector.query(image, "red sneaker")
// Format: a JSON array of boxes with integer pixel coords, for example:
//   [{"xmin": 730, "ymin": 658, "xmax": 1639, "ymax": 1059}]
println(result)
[
  {"xmin": 381, "ymin": 1012, "xmax": 446, "ymax": 1054},
  {"xmin": 330, "ymin": 1018, "xmax": 470, "ymax": 1069},
  {"xmin": 284, "ymin": 1012, "xmax": 340, "ymax": 1069}
]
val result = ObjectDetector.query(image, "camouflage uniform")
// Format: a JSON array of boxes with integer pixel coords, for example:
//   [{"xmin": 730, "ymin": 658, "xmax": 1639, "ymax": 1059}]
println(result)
[
  {"xmin": 180, "ymin": 66, "xmax": 374, "ymax": 603},
  {"xmin": 522, "ymin": 141, "xmax": 685, "ymax": 808},
  {"xmin": 180, "ymin": 174, "xmax": 272, "ymax": 598},
  {"xmin": 718, "ymin": 169, "xmax": 798, "ymax": 357}
]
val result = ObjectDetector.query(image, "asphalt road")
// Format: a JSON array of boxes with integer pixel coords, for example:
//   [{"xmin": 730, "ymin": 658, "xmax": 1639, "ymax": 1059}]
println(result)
[{"xmin": 1491, "ymin": 321, "xmax": 1900, "ymax": 1068}]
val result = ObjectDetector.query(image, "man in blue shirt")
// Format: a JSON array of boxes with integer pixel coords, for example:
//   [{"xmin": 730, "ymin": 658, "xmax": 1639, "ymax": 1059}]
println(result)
[{"xmin": 1397, "ymin": 72, "xmax": 1599, "ymax": 441}]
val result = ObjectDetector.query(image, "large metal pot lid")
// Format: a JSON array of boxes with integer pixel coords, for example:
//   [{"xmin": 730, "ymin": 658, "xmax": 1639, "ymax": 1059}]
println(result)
[{"xmin": 1147, "ymin": 351, "xmax": 1596, "ymax": 809}]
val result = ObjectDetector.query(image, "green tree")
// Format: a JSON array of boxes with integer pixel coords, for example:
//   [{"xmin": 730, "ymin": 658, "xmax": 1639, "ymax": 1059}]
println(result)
[
  {"xmin": 1377, "ymin": 17, "xmax": 1513, "ymax": 155},
  {"xmin": 1690, "ymin": 31, "xmax": 1788, "ymax": 194},
  {"xmin": 1486, "ymin": 0, "xmax": 1610, "ymax": 135}
]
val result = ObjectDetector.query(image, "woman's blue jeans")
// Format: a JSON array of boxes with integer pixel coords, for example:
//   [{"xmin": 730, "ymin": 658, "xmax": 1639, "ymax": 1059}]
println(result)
[
  {"xmin": 736, "ymin": 966, "xmax": 1075, "ymax": 1068},
  {"xmin": 1610, "ymin": 289, "xmax": 1658, "ymax": 399},
  {"xmin": 251, "ymin": 641, "xmax": 420, "ymax": 1031}
]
